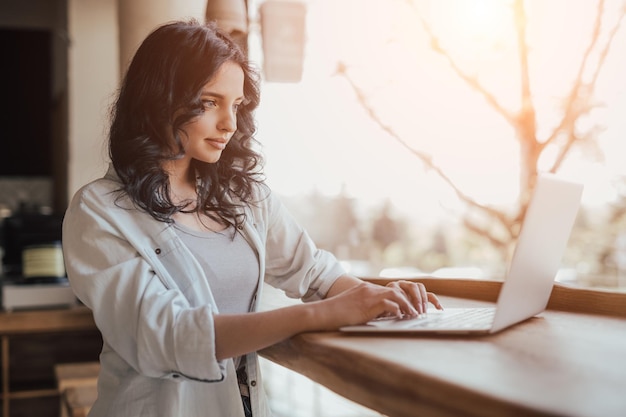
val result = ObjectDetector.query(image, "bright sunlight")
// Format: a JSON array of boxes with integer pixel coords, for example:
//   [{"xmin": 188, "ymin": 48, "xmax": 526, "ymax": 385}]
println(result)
[{"xmin": 249, "ymin": 0, "xmax": 626, "ymax": 287}]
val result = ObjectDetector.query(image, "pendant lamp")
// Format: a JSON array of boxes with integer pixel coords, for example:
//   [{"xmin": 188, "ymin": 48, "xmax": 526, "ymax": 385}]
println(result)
[
  {"xmin": 259, "ymin": 0, "xmax": 306, "ymax": 83},
  {"xmin": 205, "ymin": 0, "xmax": 248, "ymax": 52}
]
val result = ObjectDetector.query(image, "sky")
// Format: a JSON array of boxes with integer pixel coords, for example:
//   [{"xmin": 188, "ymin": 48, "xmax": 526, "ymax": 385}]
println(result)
[{"xmin": 248, "ymin": 0, "xmax": 626, "ymax": 223}]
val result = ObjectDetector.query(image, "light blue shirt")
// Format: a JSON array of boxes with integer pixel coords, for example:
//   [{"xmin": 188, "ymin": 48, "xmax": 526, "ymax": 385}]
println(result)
[{"xmin": 62, "ymin": 166, "xmax": 345, "ymax": 417}]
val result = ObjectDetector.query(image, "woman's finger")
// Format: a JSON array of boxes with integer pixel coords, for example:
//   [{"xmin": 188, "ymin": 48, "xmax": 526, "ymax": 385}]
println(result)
[
  {"xmin": 389, "ymin": 280, "xmax": 425, "ymax": 313},
  {"xmin": 387, "ymin": 281, "xmax": 442, "ymax": 313},
  {"xmin": 379, "ymin": 298, "xmax": 403, "ymax": 319},
  {"xmin": 413, "ymin": 282, "xmax": 428, "ymax": 313},
  {"xmin": 396, "ymin": 281, "xmax": 422, "ymax": 313},
  {"xmin": 387, "ymin": 285, "xmax": 420, "ymax": 317},
  {"xmin": 428, "ymin": 292, "xmax": 444, "ymax": 310}
]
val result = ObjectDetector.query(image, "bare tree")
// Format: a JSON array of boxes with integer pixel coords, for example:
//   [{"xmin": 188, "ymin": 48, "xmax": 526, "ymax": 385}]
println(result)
[{"xmin": 337, "ymin": 0, "xmax": 626, "ymax": 258}]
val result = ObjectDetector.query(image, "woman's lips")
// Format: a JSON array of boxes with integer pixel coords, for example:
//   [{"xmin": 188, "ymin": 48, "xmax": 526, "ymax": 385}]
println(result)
[{"xmin": 206, "ymin": 138, "xmax": 227, "ymax": 150}]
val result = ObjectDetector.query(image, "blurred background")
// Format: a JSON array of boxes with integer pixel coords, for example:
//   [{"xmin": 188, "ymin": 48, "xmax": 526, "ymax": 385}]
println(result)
[{"xmin": 249, "ymin": 0, "xmax": 626, "ymax": 290}]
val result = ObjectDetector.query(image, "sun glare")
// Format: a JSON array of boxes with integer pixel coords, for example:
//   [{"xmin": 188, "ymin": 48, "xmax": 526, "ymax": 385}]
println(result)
[
  {"xmin": 251, "ymin": 0, "xmax": 625, "ymax": 225},
  {"xmin": 427, "ymin": 0, "xmax": 513, "ymax": 46},
  {"xmin": 465, "ymin": 0, "xmax": 508, "ymax": 34}
]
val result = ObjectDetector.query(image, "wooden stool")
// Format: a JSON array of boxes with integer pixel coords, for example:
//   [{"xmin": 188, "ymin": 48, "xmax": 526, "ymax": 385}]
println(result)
[
  {"xmin": 55, "ymin": 362, "xmax": 100, "ymax": 417},
  {"xmin": 63, "ymin": 385, "xmax": 98, "ymax": 417}
]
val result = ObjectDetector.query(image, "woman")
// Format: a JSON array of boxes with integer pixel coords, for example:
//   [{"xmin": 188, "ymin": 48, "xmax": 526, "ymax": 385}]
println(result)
[{"xmin": 62, "ymin": 19, "xmax": 442, "ymax": 417}]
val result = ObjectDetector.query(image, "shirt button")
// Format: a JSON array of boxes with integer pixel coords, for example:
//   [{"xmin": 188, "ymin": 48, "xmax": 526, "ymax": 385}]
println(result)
[
  {"xmin": 237, "ymin": 225, "xmax": 244, "ymax": 230},
  {"xmin": 250, "ymin": 380, "xmax": 256, "ymax": 387},
  {"xmin": 155, "ymin": 248, "xmax": 162, "ymax": 254}
]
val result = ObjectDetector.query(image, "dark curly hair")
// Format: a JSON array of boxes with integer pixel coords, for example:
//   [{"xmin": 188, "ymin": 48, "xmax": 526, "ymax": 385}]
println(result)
[{"xmin": 109, "ymin": 19, "xmax": 263, "ymax": 229}]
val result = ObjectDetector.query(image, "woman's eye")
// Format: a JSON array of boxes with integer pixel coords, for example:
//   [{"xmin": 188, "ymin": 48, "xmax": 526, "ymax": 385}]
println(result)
[{"xmin": 202, "ymin": 99, "xmax": 216, "ymax": 109}]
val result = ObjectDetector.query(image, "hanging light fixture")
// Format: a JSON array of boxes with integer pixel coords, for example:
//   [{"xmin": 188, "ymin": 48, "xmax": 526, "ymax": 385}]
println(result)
[
  {"xmin": 259, "ymin": 0, "xmax": 306, "ymax": 83},
  {"xmin": 205, "ymin": 0, "xmax": 248, "ymax": 52}
]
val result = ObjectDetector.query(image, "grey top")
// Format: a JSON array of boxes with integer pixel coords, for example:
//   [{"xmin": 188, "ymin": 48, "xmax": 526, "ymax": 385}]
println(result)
[
  {"xmin": 174, "ymin": 223, "xmax": 260, "ymax": 370},
  {"xmin": 173, "ymin": 223, "xmax": 259, "ymax": 316}
]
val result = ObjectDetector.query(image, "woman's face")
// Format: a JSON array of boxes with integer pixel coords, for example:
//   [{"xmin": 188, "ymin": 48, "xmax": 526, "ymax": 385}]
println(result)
[{"xmin": 179, "ymin": 60, "xmax": 245, "ymax": 165}]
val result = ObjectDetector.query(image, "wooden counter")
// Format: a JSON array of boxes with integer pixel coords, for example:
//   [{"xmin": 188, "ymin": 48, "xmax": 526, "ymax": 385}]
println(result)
[
  {"xmin": 0, "ymin": 305, "xmax": 96, "ymax": 335},
  {"xmin": 260, "ymin": 278, "xmax": 626, "ymax": 417},
  {"xmin": 0, "ymin": 306, "xmax": 98, "ymax": 417}
]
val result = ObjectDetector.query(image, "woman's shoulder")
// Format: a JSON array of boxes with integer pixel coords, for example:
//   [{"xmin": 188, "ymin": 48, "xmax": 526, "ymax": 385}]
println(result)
[
  {"xmin": 67, "ymin": 167, "xmax": 130, "ymax": 213},
  {"xmin": 249, "ymin": 181, "xmax": 272, "ymax": 202},
  {"xmin": 71, "ymin": 178, "xmax": 121, "ymax": 204},
  {"xmin": 246, "ymin": 182, "xmax": 295, "ymax": 224},
  {"xmin": 65, "ymin": 171, "xmax": 154, "ymax": 235},
  {"xmin": 247, "ymin": 182, "xmax": 277, "ymax": 211}
]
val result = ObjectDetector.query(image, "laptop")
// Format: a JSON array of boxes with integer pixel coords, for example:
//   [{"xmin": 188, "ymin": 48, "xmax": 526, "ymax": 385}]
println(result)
[{"xmin": 340, "ymin": 173, "xmax": 583, "ymax": 335}]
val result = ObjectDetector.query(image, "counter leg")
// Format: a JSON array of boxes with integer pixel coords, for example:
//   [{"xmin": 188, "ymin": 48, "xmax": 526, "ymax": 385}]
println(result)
[{"xmin": 2, "ymin": 336, "xmax": 9, "ymax": 417}]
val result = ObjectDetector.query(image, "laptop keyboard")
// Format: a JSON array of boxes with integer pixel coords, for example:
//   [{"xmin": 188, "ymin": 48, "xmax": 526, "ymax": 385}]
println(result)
[
  {"xmin": 365, "ymin": 307, "xmax": 496, "ymax": 330},
  {"xmin": 406, "ymin": 307, "xmax": 495, "ymax": 329}
]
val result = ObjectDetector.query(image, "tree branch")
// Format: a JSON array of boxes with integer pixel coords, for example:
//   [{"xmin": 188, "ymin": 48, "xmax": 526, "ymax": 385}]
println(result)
[
  {"xmin": 335, "ymin": 62, "xmax": 514, "ymax": 239},
  {"xmin": 405, "ymin": 0, "xmax": 518, "ymax": 128},
  {"xmin": 546, "ymin": 0, "xmax": 626, "ymax": 172},
  {"xmin": 542, "ymin": 0, "xmax": 607, "ymax": 148},
  {"xmin": 513, "ymin": 0, "xmax": 537, "ymax": 144},
  {"xmin": 463, "ymin": 218, "xmax": 510, "ymax": 250}
]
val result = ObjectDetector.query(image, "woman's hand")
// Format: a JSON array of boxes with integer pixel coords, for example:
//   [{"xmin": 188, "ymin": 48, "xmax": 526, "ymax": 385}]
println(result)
[
  {"xmin": 384, "ymin": 279, "xmax": 443, "ymax": 315},
  {"xmin": 312, "ymin": 279, "xmax": 443, "ymax": 330}
]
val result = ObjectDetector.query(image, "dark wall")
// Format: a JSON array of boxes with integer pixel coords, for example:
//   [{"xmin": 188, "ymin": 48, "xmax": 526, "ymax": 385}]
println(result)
[{"xmin": 0, "ymin": 28, "xmax": 52, "ymax": 176}]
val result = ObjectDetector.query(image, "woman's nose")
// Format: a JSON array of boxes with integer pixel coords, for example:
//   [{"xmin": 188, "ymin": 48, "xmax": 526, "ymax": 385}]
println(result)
[{"xmin": 218, "ymin": 108, "xmax": 237, "ymax": 132}]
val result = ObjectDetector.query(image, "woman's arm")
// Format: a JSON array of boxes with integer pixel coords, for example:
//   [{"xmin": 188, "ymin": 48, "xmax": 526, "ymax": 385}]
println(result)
[
  {"xmin": 218, "ymin": 192, "xmax": 442, "ymax": 362},
  {"xmin": 213, "ymin": 276, "xmax": 442, "ymax": 361},
  {"xmin": 324, "ymin": 274, "xmax": 363, "ymax": 297}
]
